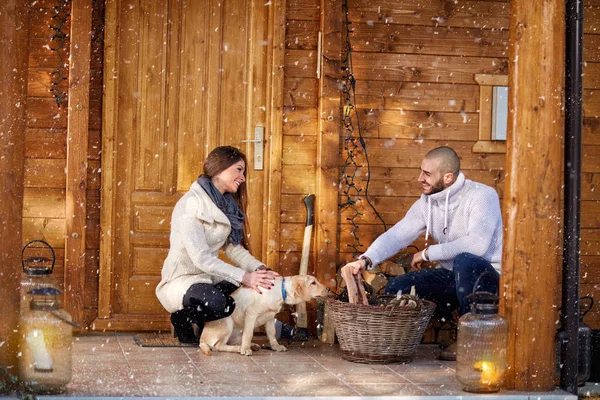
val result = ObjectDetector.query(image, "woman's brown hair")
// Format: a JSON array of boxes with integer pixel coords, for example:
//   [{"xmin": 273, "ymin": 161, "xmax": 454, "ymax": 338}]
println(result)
[{"xmin": 203, "ymin": 146, "xmax": 250, "ymax": 249}]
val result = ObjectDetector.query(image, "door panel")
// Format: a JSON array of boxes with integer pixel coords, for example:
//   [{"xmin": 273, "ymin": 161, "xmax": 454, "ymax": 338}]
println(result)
[{"xmin": 99, "ymin": 0, "xmax": 271, "ymax": 329}]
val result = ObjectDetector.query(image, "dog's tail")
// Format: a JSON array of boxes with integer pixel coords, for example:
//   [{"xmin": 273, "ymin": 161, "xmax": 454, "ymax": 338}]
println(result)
[{"xmin": 199, "ymin": 342, "xmax": 212, "ymax": 356}]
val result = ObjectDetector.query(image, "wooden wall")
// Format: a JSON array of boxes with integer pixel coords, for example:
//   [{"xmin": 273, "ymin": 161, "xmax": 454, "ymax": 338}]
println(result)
[
  {"xmin": 22, "ymin": 0, "xmax": 104, "ymax": 329},
  {"xmin": 281, "ymin": 0, "xmax": 600, "ymax": 329},
  {"xmin": 16, "ymin": 0, "xmax": 600, "ymax": 330}
]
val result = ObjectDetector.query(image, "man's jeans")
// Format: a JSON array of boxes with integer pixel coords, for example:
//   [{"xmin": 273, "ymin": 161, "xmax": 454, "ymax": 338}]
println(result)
[{"xmin": 384, "ymin": 252, "xmax": 499, "ymax": 317}]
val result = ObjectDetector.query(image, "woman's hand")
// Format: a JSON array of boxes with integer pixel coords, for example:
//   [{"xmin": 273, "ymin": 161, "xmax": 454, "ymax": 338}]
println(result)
[
  {"xmin": 242, "ymin": 269, "xmax": 276, "ymax": 294},
  {"xmin": 342, "ymin": 258, "xmax": 367, "ymax": 276}
]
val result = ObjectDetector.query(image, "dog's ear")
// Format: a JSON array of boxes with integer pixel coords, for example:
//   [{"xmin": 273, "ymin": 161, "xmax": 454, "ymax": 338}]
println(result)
[{"xmin": 293, "ymin": 277, "xmax": 308, "ymax": 300}]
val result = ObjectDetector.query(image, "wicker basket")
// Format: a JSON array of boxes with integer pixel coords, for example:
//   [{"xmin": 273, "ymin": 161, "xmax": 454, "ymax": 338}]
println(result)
[{"xmin": 328, "ymin": 297, "xmax": 436, "ymax": 364}]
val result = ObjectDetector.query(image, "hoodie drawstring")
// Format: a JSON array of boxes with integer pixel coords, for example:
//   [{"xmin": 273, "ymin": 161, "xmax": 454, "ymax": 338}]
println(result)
[
  {"xmin": 425, "ymin": 190, "xmax": 451, "ymax": 243},
  {"xmin": 443, "ymin": 190, "xmax": 450, "ymax": 236},
  {"xmin": 425, "ymin": 197, "xmax": 431, "ymax": 243}
]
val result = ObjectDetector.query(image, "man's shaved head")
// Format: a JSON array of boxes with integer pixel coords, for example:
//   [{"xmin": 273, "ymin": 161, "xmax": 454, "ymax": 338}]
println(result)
[{"xmin": 424, "ymin": 146, "xmax": 460, "ymax": 176}]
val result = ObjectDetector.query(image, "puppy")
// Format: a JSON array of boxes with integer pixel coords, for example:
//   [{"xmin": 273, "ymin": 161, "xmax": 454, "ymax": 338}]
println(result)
[{"xmin": 199, "ymin": 274, "xmax": 329, "ymax": 356}]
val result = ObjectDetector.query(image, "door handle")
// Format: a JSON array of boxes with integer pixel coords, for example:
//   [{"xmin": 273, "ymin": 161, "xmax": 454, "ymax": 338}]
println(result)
[{"xmin": 241, "ymin": 126, "xmax": 264, "ymax": 170}]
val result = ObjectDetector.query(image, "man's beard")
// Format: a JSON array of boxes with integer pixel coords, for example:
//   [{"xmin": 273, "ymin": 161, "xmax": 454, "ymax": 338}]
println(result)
[{"xmin": 428, "ymin": 177, "xmax": 446, "ymax": 195}]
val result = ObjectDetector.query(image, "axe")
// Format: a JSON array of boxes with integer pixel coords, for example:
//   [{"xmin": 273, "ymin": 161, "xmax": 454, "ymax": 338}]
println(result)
[{"xmin": 295, "ymin": 194, "xmax": 315, "ymax": 341}]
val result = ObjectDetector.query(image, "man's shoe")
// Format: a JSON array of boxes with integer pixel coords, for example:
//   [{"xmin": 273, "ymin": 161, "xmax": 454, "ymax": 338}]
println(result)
[{"xmin": 438, "ymin": 342, "xmax": 457, "ymax": 361}]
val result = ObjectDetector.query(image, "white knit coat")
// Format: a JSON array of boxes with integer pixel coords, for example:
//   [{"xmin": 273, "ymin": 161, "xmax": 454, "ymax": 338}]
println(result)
[
  {"xmin": 363, "ymin": 172, "xmax": 503, "ymax": 272},
  {"xmin": 155, "ymin": 182, "xmax": 264, "ymax": 313}
]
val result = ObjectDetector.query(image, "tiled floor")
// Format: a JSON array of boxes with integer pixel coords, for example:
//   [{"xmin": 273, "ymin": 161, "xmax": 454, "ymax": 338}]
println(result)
[{"xmin": 21, "ymin": 334, "xmax": 580, "ymax": 399}]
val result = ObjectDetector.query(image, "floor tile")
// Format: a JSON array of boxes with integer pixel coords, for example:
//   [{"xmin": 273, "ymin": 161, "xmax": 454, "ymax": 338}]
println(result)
[{"xmin": 349, "ymin": 383, "xmax": 430, "ymax": 396}]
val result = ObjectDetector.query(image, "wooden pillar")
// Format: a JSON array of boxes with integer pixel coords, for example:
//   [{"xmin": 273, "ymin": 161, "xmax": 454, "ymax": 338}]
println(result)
[
  {"xmin": 64, "ymin": 0, "xmax": 92, "ymax": 327},
  {"xmin": 0, "ymin": 0, "xmax": 28, "ymax": 382},
  {"xmin": 264, "ymin": 0, "xmax": 286, "ymax": 271},
  {"xmin": 501, "ymin": 0, "xmax": 565, "ymax": 391},
  {"xmin": 316, "ymin": 0, "xmax": 342, "ymax": 288}
]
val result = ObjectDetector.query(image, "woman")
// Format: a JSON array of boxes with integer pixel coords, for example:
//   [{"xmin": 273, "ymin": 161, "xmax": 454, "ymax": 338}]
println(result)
[{"xmin": 156, "ymin": 146, "xmax": 278, "ymax": 344}]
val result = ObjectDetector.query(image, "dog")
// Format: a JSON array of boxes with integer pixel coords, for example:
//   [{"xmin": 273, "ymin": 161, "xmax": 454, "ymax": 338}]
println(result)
[{"xmin": 199, "ymin": 274, "xmax": 329, "ymax": 356}]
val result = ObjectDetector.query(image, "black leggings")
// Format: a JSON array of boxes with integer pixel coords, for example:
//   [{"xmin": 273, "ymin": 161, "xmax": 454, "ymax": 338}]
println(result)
[
  {"xmin": 182, "ymin": 280, "xmax": 238, "ymax": 321},
  {"xmin": 170, "ymin": 281, "xmax": 238, "ymax": 341}
]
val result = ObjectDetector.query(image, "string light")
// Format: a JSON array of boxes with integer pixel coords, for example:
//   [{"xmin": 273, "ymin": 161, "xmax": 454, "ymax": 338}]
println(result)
[
  {"xmin": 339, "ymin": 0, "xmax": 387, "ymax": 258},
  {"xmin": 49, "ymin": 0, "xmax": 70, "ymax": 108}
]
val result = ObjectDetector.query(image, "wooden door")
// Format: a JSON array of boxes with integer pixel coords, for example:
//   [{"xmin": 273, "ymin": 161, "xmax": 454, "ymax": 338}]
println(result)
[{"xmin": 96, "ymin": 0, "xmax": 277, "ymax": 331}]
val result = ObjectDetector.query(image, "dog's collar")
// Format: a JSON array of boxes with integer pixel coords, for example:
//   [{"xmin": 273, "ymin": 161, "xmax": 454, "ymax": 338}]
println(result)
[{"xmin": 281, "ymin": 278, "xmax": 287, "ymax": 302}]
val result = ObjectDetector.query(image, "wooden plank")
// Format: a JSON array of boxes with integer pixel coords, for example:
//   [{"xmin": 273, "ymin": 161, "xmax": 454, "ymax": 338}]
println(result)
[
  {"xmin": 352, "ymin": 53, "xmax": 508, "ymax": 84},
  {"xmin": 351, "ymin": 167, "xmax": 505, "ymax": 198},
  {"xmin": 286, "ymin": 20, "xmax": 319, "ymax": 50},
  {"xmin": 583, "ymin": 62, "xmax": 600, "ymax": 89},
  {"xmin": 584, "ymin": 33, "xmax": 600, "ymax": 62},
  {"xmin": 25, "ymin": 128, "xmax": 67, "ymax": 158},
  {"xmin": 284, "ymin": 49, "xmax": 318, "ymax": 78},
  {"xmin": 472, "ymin": 140, "xmax": 506, "ymax": 154},
  {"xmin": 584, "ymin": 88, "xmax": 600, "ymax": 118},
  {"xmin": 281, "ymin": 164, "xmax": 317, "ymax": 194},
  {"xmin": 360, "ymin": 109, "xmax": 479, "ymax": 141},
  {"xmin": 382, "ymin": 83, "xmax": 480, "ymax": 113},
  {"xmin": 283, "ymin": 107, "xmax": 318, "ymax": 136},
  {"xmin": 582, "ymin": 145, "xmax": 600, "ymax": 173},
  {"xmin": 583, "ymin": 118, "xmax": 600, "ymax": 145},
  {"xmin": 349, "ymin": 24, "xmax": 509, "ymax": 57},
  {"xmin": 98, "ymin": 0, "xmax": 118, "ymax": 320},
  {"xmin": 282, "ymin": 134, "xmax": 317, "ymax": 165},
  {"xmin": 26, "ymin": 97, "xmax": 68, "ymax": 129},
  {"xmin": 63, "ymin": 0, "xmax": 92, "ymax": 327},
  {"xmin": 0, "ymin": 0, "xmax": 28, "ymax": 370},
  {"xmin": 173, "ymin": 0, "xmax": 202, "ymax": 192},
  {"xmin": 348, "ymin": 0, "xmax": 510, "ymax": 30},
  {"xmin": 25, "ymin": 128, "xmax": 100, "ymax": 159},
  {"xmin": 581, "ymin": 228, "xmax": 600, "ymax": 256},
  {"xmin": 283, "ymin": 77, "xmax": 319, "ymax": 107},
  {"xmin": 287, "ymin": 0, "xmax": 320, "ymax": 21},
  {"xmin": 265, "ymin": 0, "xmax": 287, "ymax": 270},
  {"xmin": 582, "ymin": 200, "xmax": 600, "ymax": 229},
  {"xmin": 315, "ymin": 0, "xmax": 342, "ymax": 288},
  {"xmin": 501, "ymin": 0, "xmax": 564, "ymax": 390},
  {"xmin": 582, "ymin": 173, "xmax": 600, "ymax": 201},
  {"xmin": 340, "ymin": 138, "xmax": 506, "ymax": 170},
  {"xmin": 23, "ymin": 188, "xmax": 66, "ymax": 218},
  {"xmin": 22, "ymin": 217, "xmax": 65, "ymax": 249},
  {"xmin": 584, "ymin": 8, "xmax": 600, "ymax": 35},
  {"xmin": 28, "ymin": 69, "xmax": 69, "ymax": 98}
]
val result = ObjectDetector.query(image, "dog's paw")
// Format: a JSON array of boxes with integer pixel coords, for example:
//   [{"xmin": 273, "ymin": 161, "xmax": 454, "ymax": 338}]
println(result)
[
  {"xmin": 199, "ymin": 342, "xmax": 212, "ymax": 356},
  {"xmin": 240, "ymin": 347, "xmax": 253, "ymax": 356},
  {"xmin": 250, "ymin": 343, "xmax": 261, "ymax": 352},
  {"xmin": 271, "ymin": 344, "xmax": 287, "ymax": 352}
]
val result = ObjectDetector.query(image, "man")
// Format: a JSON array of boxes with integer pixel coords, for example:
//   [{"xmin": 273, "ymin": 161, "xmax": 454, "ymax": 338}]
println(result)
[{"xmin": 342, "ymin": 146, "xmax": 503, "ymax": 360}]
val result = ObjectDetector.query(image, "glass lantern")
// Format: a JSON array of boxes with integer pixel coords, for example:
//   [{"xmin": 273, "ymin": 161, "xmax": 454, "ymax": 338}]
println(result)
[
  {"xmin": 20, "ymin": 240, "xmax": 59, "ymax": 316},
  {"xmin": 456, "ymin": 291, "xmax": 508, "ymax": 393},
  {"xmin": 18, "ymin": 287, "xmax": 77, "ymax": 394}
]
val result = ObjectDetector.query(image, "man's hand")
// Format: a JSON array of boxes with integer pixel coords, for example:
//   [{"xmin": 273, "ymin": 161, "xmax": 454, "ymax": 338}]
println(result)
[
  {"xmin": 410, "ymin": 251, "xmax": 424, "ymax": 271},
  {"xmin": 341, "ymin": 259, "xmax": 367, "ymax": 276},
  {"xmin": 242, "ymin": 269, "xmax": 276, "ymax": 294}
]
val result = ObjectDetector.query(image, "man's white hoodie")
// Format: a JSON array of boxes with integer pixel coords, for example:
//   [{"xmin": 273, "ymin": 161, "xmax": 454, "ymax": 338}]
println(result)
[{"xmin": 362, "ymin": 172, "xmax": 503, "ymax": 272}]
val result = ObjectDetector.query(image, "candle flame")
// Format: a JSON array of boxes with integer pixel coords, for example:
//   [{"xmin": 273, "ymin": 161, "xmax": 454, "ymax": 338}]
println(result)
[{"xmin": 473, "ymin": 361, "xmax": 499, "ymax": 385}]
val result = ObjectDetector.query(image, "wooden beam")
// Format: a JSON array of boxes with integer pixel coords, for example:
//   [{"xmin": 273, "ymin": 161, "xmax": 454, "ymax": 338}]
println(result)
[
  {"xmin": 316, "ymin": 0, "xmax": 342, "ymax": 287},
  {"xmin": 65, "ymin": 0, "xmax": 92, "ymax": 328},
  {"xmin": 501, "ymin": 0, "xmax": 565, "ymax": 391},
  {"xmin": 264, "ymin": 0, "xmax": 286, "ymax": 270},
  {"xmin": 98, "ymin": 0, "xmax": 118, "ymax": 320},
  {"xmin": 0, "ymin": 0, "xmax": 28, "ymax": 377}
]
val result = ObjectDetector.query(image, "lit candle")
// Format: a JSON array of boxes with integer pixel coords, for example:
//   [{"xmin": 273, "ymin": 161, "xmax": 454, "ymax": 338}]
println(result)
[
  {"xmin": 473, "ymin": 360, "xmax": 499, "ymax": 385},
  {"xmin": 25, "ymin": 329, "xmax": 54, "ymax": 372}
]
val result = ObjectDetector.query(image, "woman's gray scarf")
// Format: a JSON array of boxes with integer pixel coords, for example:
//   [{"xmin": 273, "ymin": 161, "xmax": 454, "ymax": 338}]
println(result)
[{"xmin": 197, "ymin": 175, "xmax": 244, "ymax": 246}]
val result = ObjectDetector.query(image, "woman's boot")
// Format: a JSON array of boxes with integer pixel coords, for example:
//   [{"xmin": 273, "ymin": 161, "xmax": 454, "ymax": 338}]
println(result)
[{"xmin": 170, "ymin": 309, "xmax": 199, "ymax": 344}]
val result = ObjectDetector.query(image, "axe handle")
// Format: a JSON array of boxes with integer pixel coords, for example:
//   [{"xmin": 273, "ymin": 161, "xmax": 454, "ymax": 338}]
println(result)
[{"xmin": 297, "ymin": 194, "xmax": 315, "ymax": 329}]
